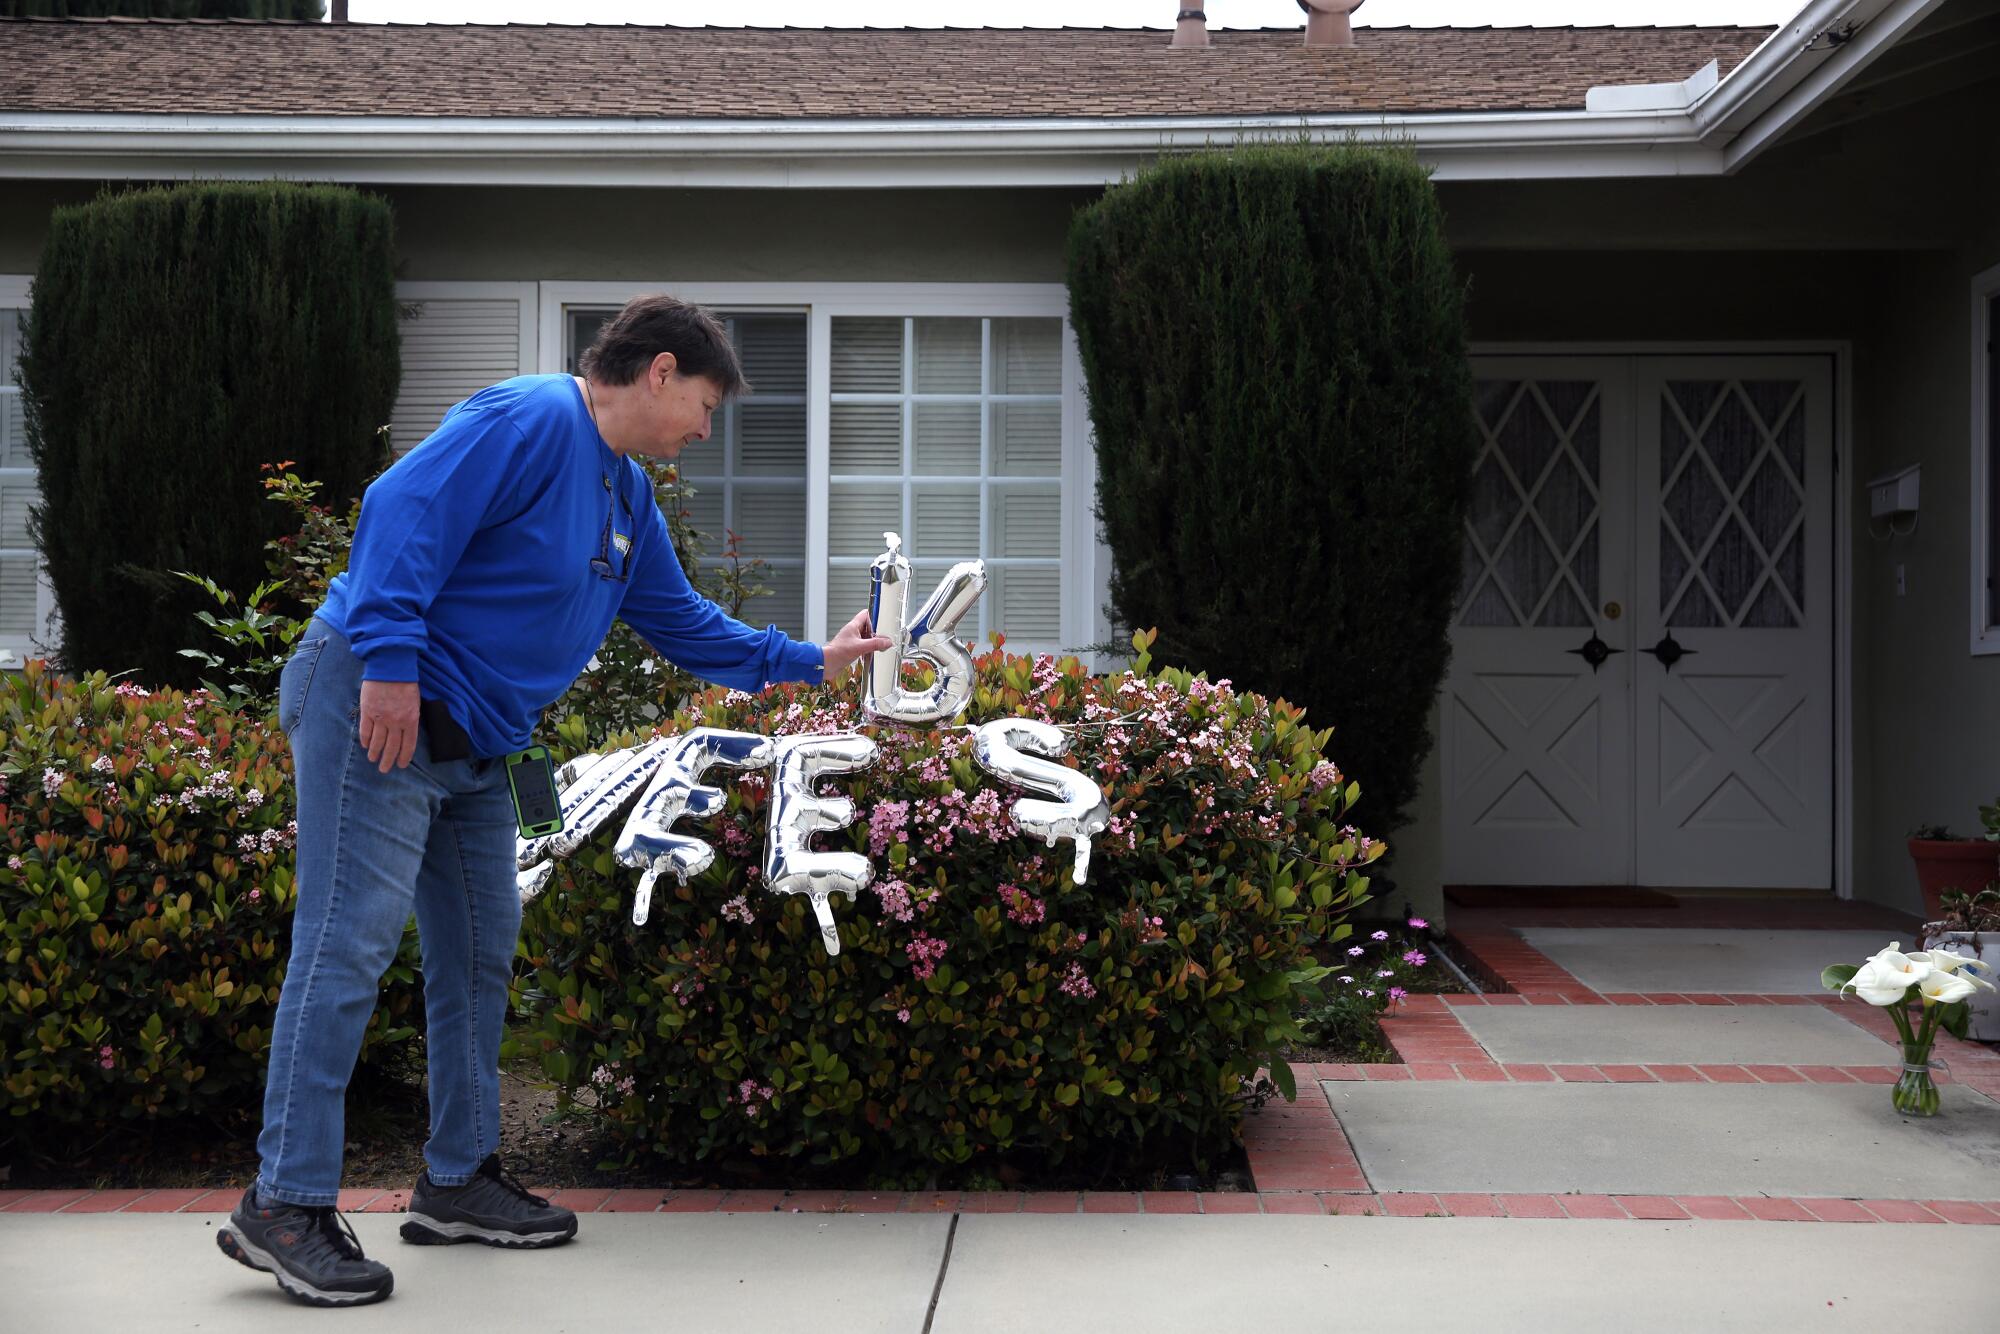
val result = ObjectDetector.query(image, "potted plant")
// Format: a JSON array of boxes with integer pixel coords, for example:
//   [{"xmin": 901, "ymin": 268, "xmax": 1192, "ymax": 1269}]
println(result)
[
  {"xmin": 1920, "ymin": 887, "xmax": 2000, "ymax": 1041},
  {"xmin": 1907, "ymin": 798, "xmax": 1999, "ymax": 920},
  {"xmin": 1823, "ymin": 942, "xmax": 1995, "ymax": 1116}
]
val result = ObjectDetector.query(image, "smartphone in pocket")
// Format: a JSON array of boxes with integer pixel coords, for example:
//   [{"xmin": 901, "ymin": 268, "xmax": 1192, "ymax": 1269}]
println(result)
[{"xmin": 505, "ymin": 746, "xmax": 565, "ymax": 840}]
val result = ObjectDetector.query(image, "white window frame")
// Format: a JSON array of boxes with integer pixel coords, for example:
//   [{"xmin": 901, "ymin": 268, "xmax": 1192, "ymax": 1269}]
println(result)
[
  {"xmin": 0, "ymin": 274, "xmax": 57, "ymax": 669},
  {"xmin": 539, "ymin": 282, "xmax": 1098, "ymax": 659},
  {"xmin": 1971, "ymin": 261, "xmax": 2000, "ymax": 655}
]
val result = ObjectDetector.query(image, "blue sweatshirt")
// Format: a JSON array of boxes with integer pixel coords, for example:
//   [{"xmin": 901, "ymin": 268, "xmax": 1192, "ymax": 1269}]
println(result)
[{"xmin": 316, "ymin": 374, "xmax": 824, "ymax": 759}]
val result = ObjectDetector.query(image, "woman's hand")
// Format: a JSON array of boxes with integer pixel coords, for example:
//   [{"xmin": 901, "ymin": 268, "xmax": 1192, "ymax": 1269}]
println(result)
[
  {"xmin": 821, "ymin": 609, "xmax": 895, "ymax": 681},
  {"xmin": 359, "ymin": 679, "xmax": 421, "ymax": 773}
]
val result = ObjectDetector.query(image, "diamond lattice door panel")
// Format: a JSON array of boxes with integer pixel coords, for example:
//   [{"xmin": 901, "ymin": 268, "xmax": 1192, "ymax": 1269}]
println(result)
[
  {"xmin": 1443, "ymin": 365, "xmax": 1634, "ymax": 884},
  {"xmin": 1634, "ymin": 360, "xmax": 1833, "ymax": 888}
]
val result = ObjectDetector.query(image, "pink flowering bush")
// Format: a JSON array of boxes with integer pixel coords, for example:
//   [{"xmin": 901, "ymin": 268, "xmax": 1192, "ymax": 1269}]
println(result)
[
  {"xmin": 515, "ymin": 631, "xmax": 1381, "ymax": 1175},
  {"xmin": 0, "ymin": 660, "xmax": 421, "ymax": 1146}
]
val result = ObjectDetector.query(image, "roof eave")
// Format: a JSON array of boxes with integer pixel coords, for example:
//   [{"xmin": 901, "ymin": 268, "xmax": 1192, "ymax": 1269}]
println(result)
[{"xmin": 0, "ymin": 108, "xmax": 1732, "ymax": 186}]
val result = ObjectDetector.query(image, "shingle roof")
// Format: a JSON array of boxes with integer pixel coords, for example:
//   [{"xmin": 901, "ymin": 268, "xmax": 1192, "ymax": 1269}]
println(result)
[{"xmin": 0, "ymin": 19, "xmax": 1774, "ymax": 120}]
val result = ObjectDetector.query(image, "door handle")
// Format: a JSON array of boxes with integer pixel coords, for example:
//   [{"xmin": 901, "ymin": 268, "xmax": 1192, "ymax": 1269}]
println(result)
[
  {"xmin": 1642, "ymin": 633, "xmax": 1696, "ymax": 671},
  {"xmin": 1566, "ymin": 633, "xmax": 1622, "ymax": 674}
]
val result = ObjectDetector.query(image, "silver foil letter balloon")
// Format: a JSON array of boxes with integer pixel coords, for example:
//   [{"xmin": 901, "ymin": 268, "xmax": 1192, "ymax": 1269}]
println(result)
[
  {"xmin": 862, "ymin": 531, "xmax": 987, "ymax": 726},
  {"xmin": 972, "ymin": 719, "xmax": 1112, "ymax": 885},
  {"xmin": 613, "ymin": 728, "xmax": 776, "ymax": 926},
  {"xmin": 762, "ymin": 733, "xmax": 880, "ymax": 956}
]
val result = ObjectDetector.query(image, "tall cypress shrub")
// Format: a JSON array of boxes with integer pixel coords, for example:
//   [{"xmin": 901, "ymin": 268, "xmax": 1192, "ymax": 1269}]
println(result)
[
  {"xmin": 1067, "ymin": 143, "xmax": 1474, "ymax": 834},
  {"xmin": 20, "ymin": 181, "xmax": 397, "ymax": 686}
]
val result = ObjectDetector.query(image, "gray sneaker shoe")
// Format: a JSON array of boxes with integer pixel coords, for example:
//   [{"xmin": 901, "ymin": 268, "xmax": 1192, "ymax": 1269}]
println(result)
[
  {"xmin": 216, "ymin": 1187, "xmax": 394, "ymax": 1307},
  {"xmin": 399, "ymin": 1153, "xmax": 577, "ymax": 1249}
]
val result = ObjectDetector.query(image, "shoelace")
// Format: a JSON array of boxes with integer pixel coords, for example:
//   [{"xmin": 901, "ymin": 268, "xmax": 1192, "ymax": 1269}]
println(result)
[
  {"xmin": 292, "ymin": 1208, "xmax": 369, "ymax": 1270},
  {"xmin": 483, "ymin": 1158, "xmax": 552, "ymax": 1208}
]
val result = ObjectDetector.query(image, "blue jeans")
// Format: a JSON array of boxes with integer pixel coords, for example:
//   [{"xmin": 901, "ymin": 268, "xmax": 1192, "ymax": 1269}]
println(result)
[{"xmin": 255, "ymin": 620, "xmax": 521, "ymax": 1206}]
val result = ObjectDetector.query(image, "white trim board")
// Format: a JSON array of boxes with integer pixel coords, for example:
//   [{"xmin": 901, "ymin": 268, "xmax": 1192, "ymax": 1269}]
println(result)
[
  {"xmin": 1973, "ymin": 261, "xmax": 2000, "ymax": 657},
  {"xmin": 1468, "ymin": 340, "xmax": 1856, "ymax": 901}
]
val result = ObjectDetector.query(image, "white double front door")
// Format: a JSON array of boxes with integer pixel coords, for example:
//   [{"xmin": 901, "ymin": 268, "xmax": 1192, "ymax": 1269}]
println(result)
[{"xmin": 1442, "ymin": 355, "xmax": 1835, "ymax": 889}]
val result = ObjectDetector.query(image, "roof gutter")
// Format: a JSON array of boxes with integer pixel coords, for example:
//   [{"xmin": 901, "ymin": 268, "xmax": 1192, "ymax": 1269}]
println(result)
[{"xmin": 0, "ymin": 107, "xmax": 1727, "ymax": 186}]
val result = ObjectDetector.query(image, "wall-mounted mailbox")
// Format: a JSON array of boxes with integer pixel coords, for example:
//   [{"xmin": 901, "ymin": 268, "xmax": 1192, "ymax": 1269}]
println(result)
[{"xmin": 1867, "ymin": 464, "xmax": 1920, "ymax": 520}]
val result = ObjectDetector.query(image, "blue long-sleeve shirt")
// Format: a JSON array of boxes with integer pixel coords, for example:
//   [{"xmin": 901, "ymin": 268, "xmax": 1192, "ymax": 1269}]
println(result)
[{"xmin": 315, "ymin": 373, "xmax": 824, "ymax": 759}]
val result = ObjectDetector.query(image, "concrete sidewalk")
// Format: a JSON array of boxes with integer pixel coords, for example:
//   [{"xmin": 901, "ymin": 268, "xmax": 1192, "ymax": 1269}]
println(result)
[{"xmin": 7, "ymin": 1210, "xmax": 1999, "ymax": 1333}]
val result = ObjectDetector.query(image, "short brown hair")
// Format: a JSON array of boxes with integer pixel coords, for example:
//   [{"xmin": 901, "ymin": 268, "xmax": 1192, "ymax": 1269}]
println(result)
[{"xmin": 578, "ymin": 294, "xmax": 748, "ymax": 397}]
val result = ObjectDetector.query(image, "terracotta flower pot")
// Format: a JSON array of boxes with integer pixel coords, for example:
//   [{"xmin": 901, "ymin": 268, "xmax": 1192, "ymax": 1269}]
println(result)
[{"xmin": 1908, "ymin": 838, "xmax": 2000, "ymax": 920}]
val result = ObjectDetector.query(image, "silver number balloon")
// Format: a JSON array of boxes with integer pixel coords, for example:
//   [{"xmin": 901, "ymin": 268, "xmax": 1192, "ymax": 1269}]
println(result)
[
  {"xmin": 862, "ymin": 531, "xmax": 987, "ymax": 727},
  {"xmin": 762, "ymin": 733, "xmax": 879, "ymax": 956},
  {"xmin": 614, "ymin": 728, "xmax": 776, "ymax": 926},
  {"xmin": 972, "ymin": 718, "xmax": 1112, "ymax": 885}
]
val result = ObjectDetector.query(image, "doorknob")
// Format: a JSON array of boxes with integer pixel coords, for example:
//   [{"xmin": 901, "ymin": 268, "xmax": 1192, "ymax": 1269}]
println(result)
[
  {"xmin": 1565, "ymin": 633, "xmax": 1622, "ymax": 674},
  {"xmin": 1642, "ymin": 632, "xmax": 1696, "ymax": 671}
]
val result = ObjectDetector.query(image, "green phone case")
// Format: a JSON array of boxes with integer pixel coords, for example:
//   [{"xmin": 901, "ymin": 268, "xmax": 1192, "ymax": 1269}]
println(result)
[{"xmin": 506, "ymin": 745, "xmax": 564, "ymax": 840}]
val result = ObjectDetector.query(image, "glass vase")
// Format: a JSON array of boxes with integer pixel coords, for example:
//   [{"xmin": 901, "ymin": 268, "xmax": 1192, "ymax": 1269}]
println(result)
[{"xmin": 1892, "ymin": 1042, "xmax": 1940, "ymax": 1118}]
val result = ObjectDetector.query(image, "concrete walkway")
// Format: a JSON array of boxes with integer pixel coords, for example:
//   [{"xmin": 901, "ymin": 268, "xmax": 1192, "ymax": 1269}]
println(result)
[
  {"xmin": 7, "ymin": 1210, "xmax": 1998, "ymax": 1332},
  {"xmin": 12, "ymin": 896, "xmax": 2000, "ymax": 1330}
]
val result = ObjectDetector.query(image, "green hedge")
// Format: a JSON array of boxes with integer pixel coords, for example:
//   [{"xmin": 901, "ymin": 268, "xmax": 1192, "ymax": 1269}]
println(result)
[
  {"xmin": 19, "ymin": 181, "xmax": 397, "ymax": 686},
  {"xmin": 515, "ymin": 636, "xmax": 1378, "ymax": 1177},
  {"xmin": 1067, "ymin": 143, "xmax": 1475, "ymax": 833},
  {"xmin": 0, "ymin": 661, "xmax": 421, "ymax": 1145}
]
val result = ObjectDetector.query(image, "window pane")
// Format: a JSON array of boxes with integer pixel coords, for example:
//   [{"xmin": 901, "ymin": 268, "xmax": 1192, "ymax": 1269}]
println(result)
[
  {"xmin": 989, "ymin": 486, "xmax": 1060, "ymax": 559},
  {"xmin": 567, "ymin": 308, "xmax": 613, "ymax": 375},
  {"xmin": 912, "ymin": 402, "xmax": 979, "ymax": 475},
  {"xmin": 1, "ymin": 309, "xmax": 21, "ymax": 387},
  {"xmin": 0, "ymin": 477, "xmax": 31, "ymax": 548},
  {"xmin": 735, "ymin": 315, "xmax": 806, "ymax": 395},
  {"xmin": 913, "ymin": 318, "xmax": 981, "ymax": 393},
  {"xmin": 831, "ymin": 317, "xmax": 902, "ymax": 392},
  {"xmin": 827, "ymin": 563, "xmax": 873, "ymax": 626},
  {"xmin": 674, "ymin": 483, "xmax": 724, "ymax": 541},
  {"xmin": 829, "ymin": 485, "xmax": 901, "ymax": 556},
  {"xmin": 992, "ymin": 403, "xmax": 1061, "ymax": 476},
  {"xmin": 0, "ymin": 394, "xmax": 25, "ymax": 469},
  {"xmin": 0, "ymin": 554, "xmax": 34, "ymax": 634},
  {"xmin": 989, "ymin": 318, "xmax": 1061, "ymax": 394},
  {"xmin": 738, "ymin": 402, "xmax": 806, "ymax": 475},
  {"xmin": 733, "ymin": 487, "xmax": 805, "ymax": 560},
  {"xmin": 729, "ymin": 561, "xmax": 804, "ymax": 639},
  {"xmin": 830, "ymin": 403, "xmax": 902, "ymax": 473},
  {"xmin": 910, "ymin": 486, "xmax": 979, "ymax": 559},
  {"xmin": 991, "ymin": 565, "xmax": 1061, "ymax": 641}
]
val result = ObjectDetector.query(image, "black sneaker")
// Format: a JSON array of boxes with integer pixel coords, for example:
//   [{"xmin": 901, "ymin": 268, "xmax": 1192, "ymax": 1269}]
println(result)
[
  {"xmin": 399, "ymin": 1154, "xmax": 577, "ymax": 1249},
  {"xmin": 216, "ymin": 1187, "xmax": 394, "ymax": 1308}
]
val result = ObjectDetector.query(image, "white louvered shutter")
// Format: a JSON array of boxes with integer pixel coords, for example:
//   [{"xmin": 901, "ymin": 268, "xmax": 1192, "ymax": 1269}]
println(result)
[
  {"xmin": 0, "ymin": 303, "xmax": 44, "ymax": 658},
  {"xmin": 390, "ymin": 294, "xmax": 531, "ymax": 456}
]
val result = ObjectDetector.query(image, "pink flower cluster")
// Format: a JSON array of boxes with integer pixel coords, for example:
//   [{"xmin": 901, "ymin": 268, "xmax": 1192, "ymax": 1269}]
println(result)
[
  {"xmin": 1058, "ymin": 960, "xmax": 1096, "ymax": 1000},
  {"xmin": 998, "ymin": 883, "xmax": 1045, "ymax": 927},
  {"xmin": 867, "ymin": 800, "xmax": 910, "ymax": 857},
  {"xmin": 905, "ymin": 932, "xmax": 949, "ymax": 980},
  {"xmin": 721, "ymin": 895, "xmax": 755, "ymax": 925},
  {"xmin": 736, "ymin": 1078, "xmax": 776, "ymax": 1117},
  {"xmin": 872, "ymin": 878, "xmax": 916, "ymax": 923}
]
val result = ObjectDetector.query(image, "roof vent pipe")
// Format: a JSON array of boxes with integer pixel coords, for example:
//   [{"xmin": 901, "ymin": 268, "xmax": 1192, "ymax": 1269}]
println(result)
[
  {"xmin": 1172, "ymin": 7, "xmax": 1210, "ymax": 47},
  {"xmin": 1300, "ymin": 0, "xmax": 1364, "ymax": 47}
]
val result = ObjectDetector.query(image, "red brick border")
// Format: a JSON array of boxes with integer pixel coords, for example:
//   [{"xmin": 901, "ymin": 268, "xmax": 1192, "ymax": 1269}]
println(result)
[{"xmin": 6, "ymin": 1186, "xmax": 1991, "ymax": 1222}]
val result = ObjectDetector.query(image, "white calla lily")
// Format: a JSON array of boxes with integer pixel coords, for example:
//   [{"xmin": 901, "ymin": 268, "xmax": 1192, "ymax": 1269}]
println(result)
[
  {"xmin": 1845, "ymin": 959, "xmax": 1920, "ymax": 1007},
  {"xmin": 1917, "ymin": 969, "xmax": 1977, "ymax": 1005},
  {"xmin": 1910, "ymin": 949, "xmax": 1996, "ymax": 990},
  {"xmin": 1862, "ymin": 943, "xmax": 1932, "ymax": 990}
]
